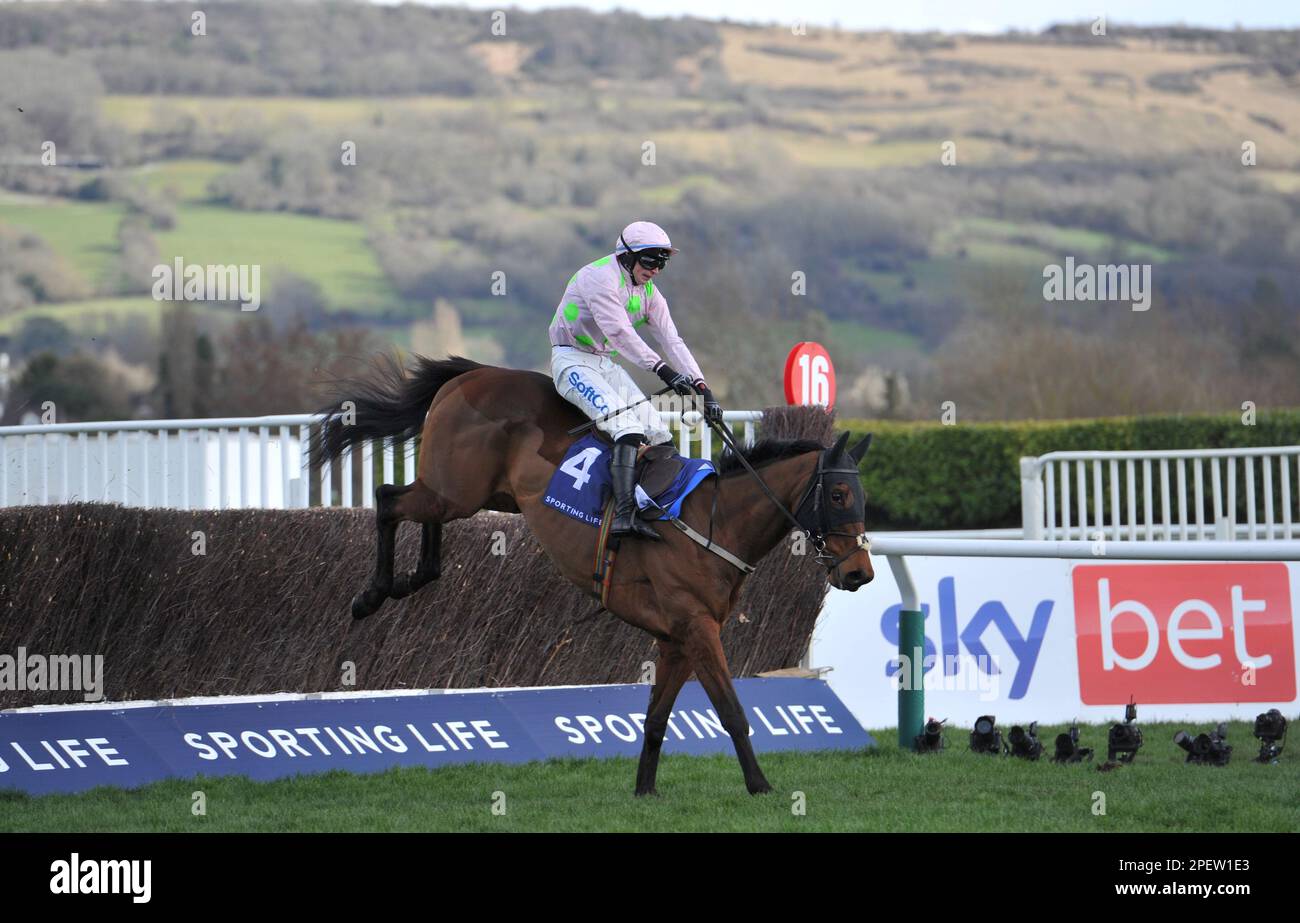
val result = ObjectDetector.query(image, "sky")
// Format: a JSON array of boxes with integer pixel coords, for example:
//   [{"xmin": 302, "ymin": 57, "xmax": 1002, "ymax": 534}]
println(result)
[{"xmin": 375, "ymin": 1, "xmax": 1298, "ymax": 32}]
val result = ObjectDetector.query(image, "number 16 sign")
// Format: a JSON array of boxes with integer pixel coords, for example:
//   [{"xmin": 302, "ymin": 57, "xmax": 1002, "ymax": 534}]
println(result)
[{"xmin": 783, "ymin": 342, "xmax": 835, "ymax": 410}]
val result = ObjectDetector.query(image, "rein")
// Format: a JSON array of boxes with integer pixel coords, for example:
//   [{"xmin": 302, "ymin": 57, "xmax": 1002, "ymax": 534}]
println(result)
[
  {"xmin": 704, "ymin": 418, "xmax": 871, "ymax": 571},
  {"xmin": 705, "ymin": 418, "xmax": 808, "ymax": 535}
]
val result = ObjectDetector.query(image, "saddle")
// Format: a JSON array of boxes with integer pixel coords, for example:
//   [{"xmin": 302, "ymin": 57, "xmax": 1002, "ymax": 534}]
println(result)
[
  {"xmin": 589, "ymin": 434, "xmax": 685, "ymax": 499},
  {"xmin": 634, "ymin": 443, "xmax": 684, "ymax": 501}
]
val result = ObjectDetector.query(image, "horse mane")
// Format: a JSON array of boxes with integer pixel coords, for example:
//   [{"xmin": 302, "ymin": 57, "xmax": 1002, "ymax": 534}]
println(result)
[{"xmin": 715, "ymin": 438, "xmax": 825, "ymax": 478}]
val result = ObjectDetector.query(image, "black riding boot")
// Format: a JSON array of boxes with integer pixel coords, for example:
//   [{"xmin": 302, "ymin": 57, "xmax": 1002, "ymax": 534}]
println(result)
[{"xmin": 609, "ymin": 442, "xmax": 661, "ymax": 541}]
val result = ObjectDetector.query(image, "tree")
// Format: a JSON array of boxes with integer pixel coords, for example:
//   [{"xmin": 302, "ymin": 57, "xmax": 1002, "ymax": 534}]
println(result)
[
  {"xmin": 13, "ymin": 316, "xmax": 74, "ymax": 358},
  {"xmin": 4, "ymin": 351, "xmax": 134, "ymax": 423},
  {"xmin": 206, "ymin": 315, "xmax": 386, "ymax": 417},
  {"xmin": 115, "ymin": 216, "xmax": 159, "ymax": 296}
]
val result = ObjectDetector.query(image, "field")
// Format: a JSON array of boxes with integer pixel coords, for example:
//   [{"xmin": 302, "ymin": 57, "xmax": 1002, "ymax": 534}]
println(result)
[
  {"xmin": 3, "ymin": 721, "xmax": 1295, "ymax": 833},
  {"xmin": 0, "ymin": 190, "xmax": 412, "ymax": 334}
]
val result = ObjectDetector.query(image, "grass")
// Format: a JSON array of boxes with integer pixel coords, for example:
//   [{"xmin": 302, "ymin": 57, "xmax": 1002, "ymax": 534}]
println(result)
[
  {"xmin": 780, "ymin": 136, "xmax": 1007, "ymax": 170},
  {"xmin": 1252, "ymin": 169, "xmax": 1300, "ymax": 194},
  {"xmin": 154, "ymin": 205, "xmax": 404, "ymax": 313},
  {"xmin": 0, "ymin": 198, "xmax": 410, "ymax": 317},
  {"xmin": 100, "ymin": 95, "xmax": 522, "ymax": 133},
  {"xmin": 133, "ymin": 159, "xmax": 232, "ymax": 204},
  {"xmin": 0, "ymin": 296, "xmax": 162, "ymax": 337},
  {"xmin": 819, "ymin": 216, "xmax": 1182, "ymax": 319},
  {"xmin": 947, "ymin": 217, "xmax": 1177, "ymax": 263},
  {"xmin": 0, "ymin": 199, "xmax": 127, "ymax": 290},
  {"xmin": 2, "ymin": 721, "xmax": 1294, "ymax": 833},
  {"xmin": 765, "ymin": 319, "xmax": 923, "ymax": 367},
  {"xmin": 642, "ymin": 174, "xmax": 724, "ymax": 205},
  {"xmin": 827, "ymin": 320, "xmax": 921, "ymax": 356}
]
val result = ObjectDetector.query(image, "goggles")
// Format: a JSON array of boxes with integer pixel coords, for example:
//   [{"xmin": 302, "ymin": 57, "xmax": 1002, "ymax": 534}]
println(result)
[
  {"xmin": 619, "ymin": 232, "xmax": 672, "ymax": 271},
  {"xmin": 634, "ymin": 249, "xmax": 671, "ymax": 271}
]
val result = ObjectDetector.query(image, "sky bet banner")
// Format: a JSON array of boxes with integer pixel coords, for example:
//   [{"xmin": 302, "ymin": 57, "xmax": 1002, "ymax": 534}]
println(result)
[
  {"xmin": 0, "ymin": 678, "xmax": 872, "ymax": 796},
  {"xmin": 813, "ymin": 556, "xmax": 1299, "ymax": 728}
]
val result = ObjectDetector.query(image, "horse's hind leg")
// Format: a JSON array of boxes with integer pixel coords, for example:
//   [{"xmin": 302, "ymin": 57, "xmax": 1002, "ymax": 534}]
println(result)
[
  {"xmin": 390, "ymin": 483, "xmax": 447, "ymax": 598},
  {"xmin": 390, "ymin": 521, "xmax": 441, "ymax": 599},
  {"xmin": 352, "ymin": 482, "xmax": 410, "ymax": 620}
]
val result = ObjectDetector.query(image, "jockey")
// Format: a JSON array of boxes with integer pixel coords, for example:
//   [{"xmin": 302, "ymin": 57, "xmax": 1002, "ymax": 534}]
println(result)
[{"xmin": 549, "ymin": 220, "xmax": 722, "ymax": 541}]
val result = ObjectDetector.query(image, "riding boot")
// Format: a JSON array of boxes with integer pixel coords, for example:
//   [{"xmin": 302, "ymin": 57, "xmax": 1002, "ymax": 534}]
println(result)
[{"xmin": 609, "ymin": 442, "xmax": 661, "ymax": 541}]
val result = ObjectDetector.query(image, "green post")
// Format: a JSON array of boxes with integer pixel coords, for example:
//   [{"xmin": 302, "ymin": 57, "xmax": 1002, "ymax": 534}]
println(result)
[{"xmin": 898, "ymin": 608, "xmax": 925, "ymax": 750}]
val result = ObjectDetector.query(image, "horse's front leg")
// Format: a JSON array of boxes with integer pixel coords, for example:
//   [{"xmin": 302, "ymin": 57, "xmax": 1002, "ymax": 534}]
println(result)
[
  {"xmin": 681, "ymin": 616, "xmax": 772, "ymax": 795},
  {"xmin": 634, "ymin": 639, "xmax": 691, "ymax": 796}
]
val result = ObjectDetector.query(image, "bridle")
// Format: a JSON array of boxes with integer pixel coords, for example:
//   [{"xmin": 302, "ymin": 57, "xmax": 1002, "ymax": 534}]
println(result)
[
  {"xmin": 706, "ymin": 419, "xmax": 871, "ymax": 576},
  {"xmin": 791, "ymin": 449, "xmax": 873, "ymax": 570}
]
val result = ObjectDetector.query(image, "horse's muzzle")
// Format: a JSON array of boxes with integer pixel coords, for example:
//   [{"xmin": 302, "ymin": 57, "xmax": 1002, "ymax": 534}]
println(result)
[{"xmin": 835, "ymin": 568, "xmax": 872, "ymax": 592}]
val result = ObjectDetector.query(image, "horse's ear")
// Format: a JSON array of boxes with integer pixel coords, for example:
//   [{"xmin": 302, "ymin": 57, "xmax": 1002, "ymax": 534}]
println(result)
[
  {"xmin": 848, "ymin": 432, "xmax": 873, "ymax": 464},
  {"xmin": 830, "ymin": 431, "xmax": 851, "ymax": 459}
]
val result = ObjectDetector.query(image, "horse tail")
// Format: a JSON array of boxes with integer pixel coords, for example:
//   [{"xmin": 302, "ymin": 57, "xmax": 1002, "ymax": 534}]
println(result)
[{"xmin": 308, "ymin": 353, "xmax": 489, "ymax": 467}]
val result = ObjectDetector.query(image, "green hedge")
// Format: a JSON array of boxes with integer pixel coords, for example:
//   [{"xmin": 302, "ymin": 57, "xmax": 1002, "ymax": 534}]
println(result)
[{"xmin": 837, "ymin": 408, "xmax": 1300, "ymax": 531}]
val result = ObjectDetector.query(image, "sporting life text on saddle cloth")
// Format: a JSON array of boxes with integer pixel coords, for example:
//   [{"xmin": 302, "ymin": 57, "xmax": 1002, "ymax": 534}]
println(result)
[{"xmin": 542, "ymin": 433, "xmax": 716, "ymax": 527}]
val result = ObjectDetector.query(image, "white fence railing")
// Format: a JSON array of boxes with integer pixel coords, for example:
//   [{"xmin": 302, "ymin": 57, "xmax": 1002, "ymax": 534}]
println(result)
[
  {"xmin": 0, "ymin": 411, "xmax": 761, "ymax": 510},
  {"xmin": 1021, "ymin": 446, "xmax": 1300, "ymax": 542}
]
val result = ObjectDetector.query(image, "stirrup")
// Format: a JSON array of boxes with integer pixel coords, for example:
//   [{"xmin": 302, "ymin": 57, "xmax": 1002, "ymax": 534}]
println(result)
[{"xmin": 612, "ymin": 513, "xmax": 661, "ymax": 541}]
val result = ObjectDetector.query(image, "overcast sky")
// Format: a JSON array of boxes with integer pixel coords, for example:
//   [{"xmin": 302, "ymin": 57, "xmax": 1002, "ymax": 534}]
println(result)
[{"xmin": 375, "ymin": 1, "xmax": 1297, "ymax": 32}]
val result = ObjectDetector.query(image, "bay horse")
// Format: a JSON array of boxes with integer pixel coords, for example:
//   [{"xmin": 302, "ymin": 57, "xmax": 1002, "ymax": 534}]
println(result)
[{"xmin": 309, "ymin": 354, "xmax": 874, "ymax": 796}]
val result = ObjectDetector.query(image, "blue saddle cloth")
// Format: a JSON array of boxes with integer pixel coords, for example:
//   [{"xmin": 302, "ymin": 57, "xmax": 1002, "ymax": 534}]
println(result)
[{"xmin": 542, "ymin": 434, "xmax": 715, "ymax": 528}]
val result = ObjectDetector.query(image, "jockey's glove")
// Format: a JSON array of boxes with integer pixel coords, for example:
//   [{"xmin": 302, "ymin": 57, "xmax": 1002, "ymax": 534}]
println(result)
[
  {"xmin": 693, "ymin": 380, "xmax": 723, "ymax": 423},
  {"xmin": 654, "ymin": 361, "xmax": 695, "ymax": 396}
]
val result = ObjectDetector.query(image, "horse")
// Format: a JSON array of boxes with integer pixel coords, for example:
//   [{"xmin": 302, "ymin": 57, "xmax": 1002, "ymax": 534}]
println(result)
[{"xmin": 308, "ymin": 354, "xmax": 875, "ymax": 796}]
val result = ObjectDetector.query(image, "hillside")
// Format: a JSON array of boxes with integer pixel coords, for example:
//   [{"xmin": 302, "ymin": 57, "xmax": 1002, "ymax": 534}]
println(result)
[{"xmin": 1, "ymin": 3, "xmax": 1298, "ymax": 421}]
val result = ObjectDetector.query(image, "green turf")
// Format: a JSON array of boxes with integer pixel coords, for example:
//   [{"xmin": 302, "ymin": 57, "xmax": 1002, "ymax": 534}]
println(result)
[
  {"xmin": 768, "ymin": 319, "xmax": 921, "ymax": 360},
  {"xmin": 100, "ymin": 94, "xmax": 508, "ymax": 133},
  {"xmin": 825, "ymin": 320, "xmax": 921, "ymax": 356},
  {"xmin": 2, "ymin": 721, "xmax": 1294, "ymax": 832},
  {"xmin": 0, "ymin": 197, "xmax": 411, "ymax": 316},
  {"xmin": 133, "ymin": 159, "xmax": 232, "ymax": 204},
  {"xmin": 0, "ymin": 296, "xmax": 162, "ymax": 337},
  {"xmin": 155, "ymin": 205, "xmax": 405, "ymax": 313},
  {"xmin": 642, "ymin": 174, "xmax": 723, "ymax": 205},
  {"xmin": 0, "ymin": 199, "xmax": 127, "ymax": 290},
  {"xmin": 940, "ymin": 217, "xmax": 1176, "ymax": 263},
  {"xmin": 0, "ymin": 297, "xmax": 247, "ymax": 339}
]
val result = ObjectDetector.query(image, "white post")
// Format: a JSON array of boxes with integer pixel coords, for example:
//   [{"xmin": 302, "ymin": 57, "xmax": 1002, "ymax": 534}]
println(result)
[{"xmin": 1020, "ymin": 457, "xmax": 1044, "ymax": 540}]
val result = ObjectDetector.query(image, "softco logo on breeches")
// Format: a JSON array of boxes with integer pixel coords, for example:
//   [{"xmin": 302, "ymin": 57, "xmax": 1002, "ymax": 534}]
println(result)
[{"xmin": 568, "ymin": 370, "xmax": 609, "ymax": 414}]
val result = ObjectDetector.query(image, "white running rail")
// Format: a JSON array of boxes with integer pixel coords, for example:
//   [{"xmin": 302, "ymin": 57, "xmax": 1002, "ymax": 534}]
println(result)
[
  {"xmin": 1021, "ymin": 446, "xmax": 1300, "ymax": 542},
  {"xmin": 0, "ymin": 411, "xmax": 761, "ymax": 510}
]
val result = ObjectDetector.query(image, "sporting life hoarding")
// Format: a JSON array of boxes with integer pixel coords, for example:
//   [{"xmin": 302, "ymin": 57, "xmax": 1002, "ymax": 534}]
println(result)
[
  {"xmin": 812, "ymin": 554, "xmax": 1299, "ymax": 729},
  {"xmin": 0, "ymin": 678, "xmax": 873, "ymax": 796}
]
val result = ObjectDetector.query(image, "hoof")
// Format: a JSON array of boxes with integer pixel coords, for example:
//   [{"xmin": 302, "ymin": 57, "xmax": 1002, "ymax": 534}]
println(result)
[
  {"xmin": 351, "ymin": 589, "xmax": 384, "ymax": 620},
  {"xmin": 748, "ymin": 781, "xmax": 773, "ymax": 796},
  {"xmin": 634, "ymin": 787, "xmax": 659, "ymax": 798}
]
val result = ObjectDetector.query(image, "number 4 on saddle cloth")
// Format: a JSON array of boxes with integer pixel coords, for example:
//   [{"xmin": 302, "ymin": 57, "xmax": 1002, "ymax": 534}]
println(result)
[{"xmin": 542, "ymin": 433, "xmax": 716, "ymax": 528}]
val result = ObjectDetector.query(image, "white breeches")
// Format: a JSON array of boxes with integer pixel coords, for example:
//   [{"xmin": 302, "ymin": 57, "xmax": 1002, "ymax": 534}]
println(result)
[{"xmin": 551, "ymin": 346, "xmax": 672, "ymax": 445}]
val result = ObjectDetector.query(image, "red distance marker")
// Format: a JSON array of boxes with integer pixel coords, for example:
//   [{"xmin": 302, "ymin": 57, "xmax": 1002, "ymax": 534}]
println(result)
[{"xmin": 783, "ymin": 341, "xmax": 835, "ymax": 410}]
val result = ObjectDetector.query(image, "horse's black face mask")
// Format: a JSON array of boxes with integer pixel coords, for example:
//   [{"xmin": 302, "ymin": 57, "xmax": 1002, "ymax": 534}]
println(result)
[{"xmin": 794, "ymin": 431, "xmax": 873, "ymax": 570}]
